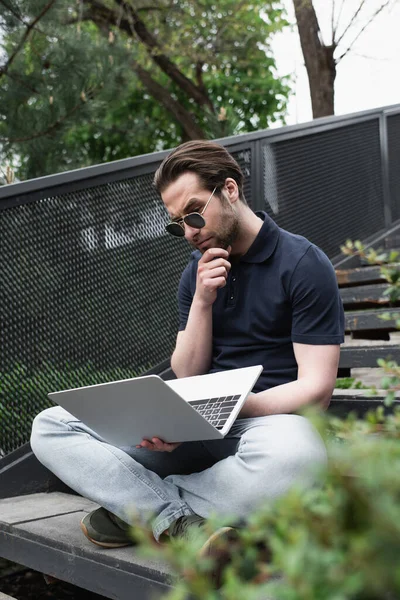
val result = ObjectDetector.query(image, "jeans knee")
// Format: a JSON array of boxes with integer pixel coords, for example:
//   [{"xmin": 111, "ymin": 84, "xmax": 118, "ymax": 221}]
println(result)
[{"xmin": 30, "ymin": 406, "xmax": 64, "ymax": 460}]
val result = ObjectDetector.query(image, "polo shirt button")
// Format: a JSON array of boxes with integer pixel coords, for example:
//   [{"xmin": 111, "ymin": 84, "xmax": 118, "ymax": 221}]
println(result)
[
  {"xmin": 232, "ymin": 277, "xmax": 236, "ymax": 282},
  {"xmin": 230, "ymin": 295, "xmax": 234, "ymax": 300}
]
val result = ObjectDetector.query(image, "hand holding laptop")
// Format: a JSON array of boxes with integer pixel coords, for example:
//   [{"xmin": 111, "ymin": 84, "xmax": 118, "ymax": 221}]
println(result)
[
  {"xmin": 136, "ymin": 437, "xmax": 181, "ymax": 452},
  {"xmin": 48, "ymin": 365, "xmax": 262, "ymax": 446}
]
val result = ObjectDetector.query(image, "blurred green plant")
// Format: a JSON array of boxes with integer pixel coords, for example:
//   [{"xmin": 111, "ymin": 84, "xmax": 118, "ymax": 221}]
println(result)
[
  {"xmin": 126, "ymin": 242, "xmax": 400, "ymax": 597},
  {"xmin": 335, "ymin": 377, "xmax": 367, "ymax": 389},
  {"xmin": 341, "ymin": 240, "xmax": 400, "ymax": 304},
  {"xmin": 129, "ymin": 408, "xmax": 400, "ymax": 599}
]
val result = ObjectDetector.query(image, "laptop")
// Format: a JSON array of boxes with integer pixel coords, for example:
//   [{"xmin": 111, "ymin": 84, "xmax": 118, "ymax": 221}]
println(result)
[{"xmin": 48, "ymin": 365, "xmax": 263, "ymax": 446}]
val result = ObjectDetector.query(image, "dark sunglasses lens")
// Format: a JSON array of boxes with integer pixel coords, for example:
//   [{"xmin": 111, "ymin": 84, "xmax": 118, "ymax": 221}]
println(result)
[
  {"xmin": 166, "ymin": 223, "xmax": 185, "ymax": 237},
  {"xmin": 184, "ymin": 213, "xmax": 205, "ymax": 229}
]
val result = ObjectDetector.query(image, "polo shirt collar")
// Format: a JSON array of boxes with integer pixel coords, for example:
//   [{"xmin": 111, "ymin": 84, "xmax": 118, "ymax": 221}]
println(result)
[{"xmin": 239, "ymin": 212, "xmax": 280, "ymax": 263}]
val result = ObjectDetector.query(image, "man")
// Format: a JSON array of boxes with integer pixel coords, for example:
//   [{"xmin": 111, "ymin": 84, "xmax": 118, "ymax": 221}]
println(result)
[{"xmin": 31, "ymin": 140, "xmax": 344, "ymax": 553}]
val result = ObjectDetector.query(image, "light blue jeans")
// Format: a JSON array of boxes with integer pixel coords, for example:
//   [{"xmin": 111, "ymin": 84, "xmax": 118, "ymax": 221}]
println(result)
[{"xmin": 31, "ymin": 406, "xmax": 327, "ymax": 541}]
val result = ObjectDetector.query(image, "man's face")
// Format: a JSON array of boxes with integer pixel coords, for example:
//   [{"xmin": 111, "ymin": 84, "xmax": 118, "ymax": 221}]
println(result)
[{"xmin": 162, "ymin": 172, "xmax": 240, "ymax": 253}]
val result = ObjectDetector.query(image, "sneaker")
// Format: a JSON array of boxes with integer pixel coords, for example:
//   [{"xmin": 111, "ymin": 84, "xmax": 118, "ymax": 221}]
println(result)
[
  {"xmin": 168, "ymin": 514, "xmax": 207, "ymax": 540},
  {"xmin": 80, "ymin": 507, "xmax": 133, "ymax": 548},
  {"xmin": 169, "ymin": 515, "xmax": 239, "ymax": 587}
]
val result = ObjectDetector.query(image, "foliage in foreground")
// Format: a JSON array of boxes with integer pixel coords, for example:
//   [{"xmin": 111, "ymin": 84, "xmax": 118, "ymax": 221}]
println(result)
[
  {"xmin": 131, "ymin": 408, "xmax": 400, "ymax": 599},
  {"xmin": 130, "ymin": 239, "xmax": 400, "ymax": 598}
]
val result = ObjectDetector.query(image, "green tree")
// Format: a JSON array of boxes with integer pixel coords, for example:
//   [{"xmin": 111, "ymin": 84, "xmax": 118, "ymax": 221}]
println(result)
[{"xmin": 0, "ymin": 0, "xmax": 290, "ymax": 180}]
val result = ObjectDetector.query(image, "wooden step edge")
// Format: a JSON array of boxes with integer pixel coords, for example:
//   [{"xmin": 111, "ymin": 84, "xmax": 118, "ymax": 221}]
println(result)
[
  {"xmin": 332, "ymin": 388, "xmax": 400, "ymax": 399},
  {"xmin": 340, "ymin": 343, "xmax": 400, "ymax": 350}
]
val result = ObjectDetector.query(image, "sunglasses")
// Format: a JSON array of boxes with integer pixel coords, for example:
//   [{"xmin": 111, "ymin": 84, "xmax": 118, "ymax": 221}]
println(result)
[{"xmin": 165, "ymin": 187, "xmax": 217, "ymax": 238}]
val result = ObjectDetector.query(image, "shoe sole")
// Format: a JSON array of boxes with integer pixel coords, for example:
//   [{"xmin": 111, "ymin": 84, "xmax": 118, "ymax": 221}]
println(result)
[
  {"xmin": 198, "ymin": 526, "xmax": 237, "ymax": 557},
  {"xmin": 198, "ymin": 527, "xmax": 238, "ymax": 588},
  {"xmin": 80, "ymin": 520, "xmax": 133, "ymax": 549}
]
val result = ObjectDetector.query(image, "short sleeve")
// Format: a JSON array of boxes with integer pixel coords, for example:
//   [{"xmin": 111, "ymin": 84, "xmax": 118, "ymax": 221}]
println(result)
[
  {"xmin": 177, "ymin": 262, "xmax": 195, "ymax": 331},
  {"xmin": 289, "ymin": 245, "xmax": 344, "ymax": 344}
]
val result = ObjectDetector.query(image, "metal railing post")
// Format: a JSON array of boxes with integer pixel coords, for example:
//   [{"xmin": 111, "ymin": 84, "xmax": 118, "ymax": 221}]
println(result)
[
  {"xmin": 380, "ymin": 112, "xmax": 392, "ymax": 229},
  {"xmin": 251, "ymin": 139, "xmax": 264, "ymax": 212}
]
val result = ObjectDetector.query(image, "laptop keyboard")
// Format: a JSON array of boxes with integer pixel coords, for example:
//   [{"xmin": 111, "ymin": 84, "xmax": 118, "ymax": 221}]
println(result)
[{"xmin": 188, "ymin": 395, "xmax": 241, "ymax": 429}]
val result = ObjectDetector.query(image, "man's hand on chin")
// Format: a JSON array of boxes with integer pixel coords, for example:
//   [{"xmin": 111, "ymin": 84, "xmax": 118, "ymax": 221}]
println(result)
[{"xmin": 136, "ymin": 437, "xmax": 181, "ymax": 452}]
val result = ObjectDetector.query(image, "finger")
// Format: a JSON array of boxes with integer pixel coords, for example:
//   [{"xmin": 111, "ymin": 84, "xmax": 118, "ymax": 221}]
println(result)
[
  {"xmin": 163, "ymin": 442, "xmax": 179, "ymax": 452},
  {"xmin": 200, "ymin": 248, "xmax": 230, "ymax": 263},
  {"xmin": 202, "ymin": 276, "xmax": 227, "ymax": 290},
  {"xmin": 152, "ymin": 437, "xmax": 166, "ymax": 450},
  {"xmin": 200, "ymin": 266, "xmax": 228, "ymax": 280},
  {"xmin": 204, "ymin": 258, "xmax": 231, "ymax": 271},
  {"xmin": 198, "ymin": 260, "xmax": 230, "ymax": 277},
  {"xmin": 140, "ymin": 439, "xmax": 156, "ymax": 450}
]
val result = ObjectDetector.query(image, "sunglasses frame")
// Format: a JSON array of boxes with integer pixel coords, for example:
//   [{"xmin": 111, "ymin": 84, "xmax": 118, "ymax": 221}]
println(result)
[{"xmin": 165, "ymin": 187, "xmax": 217, "ymax": 237}]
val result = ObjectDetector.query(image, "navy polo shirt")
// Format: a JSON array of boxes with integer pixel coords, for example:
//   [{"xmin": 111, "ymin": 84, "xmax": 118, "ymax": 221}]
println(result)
[{"xmin": 177, "ymin": 212, "xmax": 345, "ymax": 393}]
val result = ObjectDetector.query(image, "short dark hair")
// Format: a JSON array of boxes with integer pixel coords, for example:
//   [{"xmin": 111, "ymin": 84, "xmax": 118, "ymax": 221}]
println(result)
[{"xmin": 153, "ymin": 140, "xmax": 247, "ymax": 204}]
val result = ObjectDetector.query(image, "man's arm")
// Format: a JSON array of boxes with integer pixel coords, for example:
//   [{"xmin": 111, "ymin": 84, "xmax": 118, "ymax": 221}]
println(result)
[
  {"xmin": 136, "ymin": 247, "xmax": 231, "ymax": 452},
  {"xmin": 171, "ymin": 247, "xmax": 231, "ymax": 378},
  {"xmin": 239, "ymin": 343, "xmax": 340, "ymax": 418}
]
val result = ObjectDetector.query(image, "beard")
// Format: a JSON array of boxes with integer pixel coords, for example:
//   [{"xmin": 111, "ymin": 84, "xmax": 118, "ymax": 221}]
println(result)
[
  {"xmin": 213, "ymin": 211, "xmax": 240, "ymax": 250},
  {"xmin": 191, "ymin": 200, "xmax": 240, "ymax": 253}
]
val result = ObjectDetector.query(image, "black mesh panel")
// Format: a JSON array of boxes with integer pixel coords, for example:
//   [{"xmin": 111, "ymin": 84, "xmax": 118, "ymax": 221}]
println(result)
[
  {"xmin": 0, "ymin": 175, "xmax": 193, "ymax": 453},
  {"xmin": 262, "ymin": 120, "xmax": 385, "ymax": 258},
  {"xmin": 388, "ymin": 113, "xmax": 400, "ymax": 222},
  {"xmin": 0, "ymin": 152, "xmax": 253, "ymax": 454}
]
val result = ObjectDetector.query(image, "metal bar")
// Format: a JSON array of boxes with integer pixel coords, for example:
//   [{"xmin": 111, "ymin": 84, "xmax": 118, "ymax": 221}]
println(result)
[
  {"xmin": 380, "ymin": 112, "xmax": 392, "ymax": 228},
  {"xmin": 251, "ymin": 139, "xmax": 264, "ymax": 212},
  {"xmin": 331, "ymin": 219, "xmax": 400, "ymax": 268},
  {"xmin": 0, "ymin": 161, "xmax": 161, "ymax": 209},
  {"xmin": 1, "ymin": 104, "xmax": 399, "ymax": 207},
  {"xmin": 216, "ymin": 103, "xmax": 400, "ymax": 146}
]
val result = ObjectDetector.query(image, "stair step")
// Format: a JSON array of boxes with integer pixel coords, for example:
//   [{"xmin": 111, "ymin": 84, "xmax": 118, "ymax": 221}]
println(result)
[
  {"xmin": 336, "ymin": 264, "xmax": 400, "ymax": 287},
  {"xmin": 345, "ymin": 308, "xmax": 400, "ymax": 331},
  {"xmin": 339, "ymin": 345, "xmax": 400, "ymax": 368},
  {"xmin": 340, "ymin": 283, "xmax": 392, "ymax": 306}
]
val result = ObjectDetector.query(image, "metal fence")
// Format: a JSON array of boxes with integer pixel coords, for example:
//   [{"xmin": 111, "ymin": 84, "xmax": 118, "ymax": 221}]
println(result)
[{"xmin": 1, "ymin": 104, "xmax": 400, "ymax": 456}]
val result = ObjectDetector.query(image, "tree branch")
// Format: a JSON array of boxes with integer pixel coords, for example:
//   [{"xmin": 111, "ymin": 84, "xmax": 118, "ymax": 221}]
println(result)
[
  {"xmin": 335, "ymin": 0, "xmax": 367, "ymax": 46},
  {"xmin": 336, "ymin": 0, "xmax": 392, "ymax": 62},
  {"xmin": 82, "ymin": 0, "xmax": 215, "ymax": 112},
  {"xmin": 332, "ymin": 0, "xmax": 344, "ymax": 40},
  {"xmin": 131, "ymin": 59, "xmax": 206, "ymax": 140},
  {"xmin": 0, "ymin": 0, "xmax": 56, "ymax": 80},
  {"xmin": 4, "ymin": 96, "xmax": 88, "ymax": 143},
  {"xmin": 0, "ymin": 0, "xmax": 23, "ymax": 23},
  {"xmin": 0, "ymin": 0, "xmax": 48, "ymax": 34},
  {"xmin": 331, "ymin": 0, "xmax": 335, "ymax": 44},
  {"xmin": 4, "ymin": 70, "xmax": 41, "ymax": 95}
]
